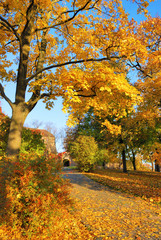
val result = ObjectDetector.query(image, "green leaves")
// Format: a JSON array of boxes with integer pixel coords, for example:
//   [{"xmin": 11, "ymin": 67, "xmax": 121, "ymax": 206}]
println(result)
[{"xmin": 69, "ymin": 135, "xmax": 98, "ymax": 172}]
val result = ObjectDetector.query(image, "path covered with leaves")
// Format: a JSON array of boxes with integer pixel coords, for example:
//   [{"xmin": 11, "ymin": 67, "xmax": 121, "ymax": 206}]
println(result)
[{"xmin": 63, "ymin": 168, "xmax": 161, "ymax": 240}]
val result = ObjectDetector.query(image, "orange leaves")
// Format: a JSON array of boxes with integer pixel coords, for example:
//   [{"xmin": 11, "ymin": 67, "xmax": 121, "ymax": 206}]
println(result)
[
  {"xmin": 131, "ymin": 17, "xmax": 161, "ymax": 143},
  {"xmin": 135, "ymin": 17, "xmax": 161, "ymax": 78},
  {"xmin": 0, "ymin": 153, "xmax": 81, "ymax": 239}
]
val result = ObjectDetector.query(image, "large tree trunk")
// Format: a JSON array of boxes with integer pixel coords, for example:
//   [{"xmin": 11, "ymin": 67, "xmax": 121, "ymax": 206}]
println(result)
[
  {"xmin": 122, "ymin": 149, "xmax": 127, "ymax": 173},
  {"xmin": 6, "ymin": 103, "xmax": 29, "ymax": 159}
]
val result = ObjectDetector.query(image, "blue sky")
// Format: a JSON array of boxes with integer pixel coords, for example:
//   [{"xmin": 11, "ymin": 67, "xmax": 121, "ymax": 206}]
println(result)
[{"xmin": 0, "ymin": 0, "xmax": 160, "ymax": 152}]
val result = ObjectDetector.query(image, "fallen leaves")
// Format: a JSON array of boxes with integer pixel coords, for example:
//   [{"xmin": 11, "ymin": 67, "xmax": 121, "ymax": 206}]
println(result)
[
  {"xmin": 65, "ymin": 170, "xmax": 161, "ymax": 239},
  {"xmin": 85, "ymin": 169, "xmax": 161, "ymax": 204}
]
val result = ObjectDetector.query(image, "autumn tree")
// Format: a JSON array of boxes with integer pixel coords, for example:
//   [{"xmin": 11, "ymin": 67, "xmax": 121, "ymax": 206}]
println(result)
[
  {"xmin": 65, "ymin": 108, "xmax": 117, "ymax": 168},
  {"xmin": 65, "ymin": 108, "xmax": 107, "ymax": 148},
  {"xmin": 128, "ymin": 17, "xmax": 161, "ymax": 170},
  {"xmin": 0, "ymin": 0, "xmax": 152, "ymax": 159},
  {"xmin": 104, "ymin": 16, "xmax": 161, "ymax": 171},
  {"xmin": 129, "ymin": 17, "xmax": 161, "ymax": 130},
  {"xmin": 69, "ymin": 135, "xmax": 98, "ymax": 172}
]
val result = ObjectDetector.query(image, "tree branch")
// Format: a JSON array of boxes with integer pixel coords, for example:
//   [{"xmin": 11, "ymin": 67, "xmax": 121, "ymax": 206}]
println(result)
[
  {"xmin": 0, "ymin": 16, "xmax": 20, "ymax": 41},
  {"xmin": 127, "ymin": 60, "xmax": 152, "ymax": 78},
  {"xmin": 27, "ymin": 91, "xmax": 58, "ymax": 112},
  {"xmin": 74, "ymin": 85, "xmax": 97, "ymax": 98},
  {"xmin": 21, "ymin": 0, "xmax": 37, "ymax": 38},
  {"xmin": 4, "ymin": 39, "xmax": 17, "ymax": 47},
  {"xmin": 26, "ymin": 57, "xmax": 109, "ymax": 82},
  {"xmin": 35, "ymin": 0, "xmax": 98, "ymax": 32},
  {"xmin": 75, "ymin": 92, "xmax": 96, "ymax": 97},
  {"xmin": 0, "ymin": 83, "xmax": 14, "ymax": 108}
]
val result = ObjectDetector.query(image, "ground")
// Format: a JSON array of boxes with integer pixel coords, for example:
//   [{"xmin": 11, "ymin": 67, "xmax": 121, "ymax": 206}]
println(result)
[{"xmin": 63, "ymin": 168, "xmax": 161, "ymax": 240}]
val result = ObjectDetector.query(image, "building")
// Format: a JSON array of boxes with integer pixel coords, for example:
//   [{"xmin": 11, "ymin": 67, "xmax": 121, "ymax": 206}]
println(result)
[
  {"xmin": 29, "ymin": 128, "xmax": 57, "ymax": 154},
  {"xmin": 58, "ymin": 151, "xmax": 76, "ymax": 167},
  {"xmin": 39, "ymin": 129, "xmax": 57, "ymax": 154}
]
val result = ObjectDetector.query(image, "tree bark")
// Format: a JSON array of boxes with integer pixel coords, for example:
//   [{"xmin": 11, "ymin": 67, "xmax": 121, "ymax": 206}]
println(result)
[
  {"xmin": 152, "ymin": 161, "xmax": 154, "ymax": 171},
  {"xmin": 6, "ymin": 103, "xmax": 29, "ymax": 159},
  {"xmin": 122, "ymin": 149, "xmax": 127, "ymax": 173},
  {"xmin": 155, "ymin": 160, "xmax": 160, "ymax": 172},
  {"xmin": 119, "ymin": 137, "xmax": 127, "ymax": 173},
  {"xmin": 132, "ymin": 150, "xmax": 136, "ymax": 171}
]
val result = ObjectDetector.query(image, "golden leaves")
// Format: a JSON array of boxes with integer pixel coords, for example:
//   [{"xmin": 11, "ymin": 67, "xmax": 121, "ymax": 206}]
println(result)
[
  {"xmin": 0, "ymin": 0, "xmax": 158, "ymax": 137},
  {"xmin": 86, "ymin": 169, "xmax": 161, "ymax": 204},
  {"xmin": 64, "ymin": 169, "xmax": 161, "ymax": 239},
  {"xmin": 59, "ymin": 62, "xmax": 141, "ymax": 133}
]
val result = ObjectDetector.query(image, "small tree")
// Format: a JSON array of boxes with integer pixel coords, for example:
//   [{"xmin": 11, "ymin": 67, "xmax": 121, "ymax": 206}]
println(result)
[
  {"xmin": 69, "ymin": 135, "xmax": 98, "ymax": 172},
  {"xmin": 96, "ymin": 148, "xmax": 109, "ymax": 169}
]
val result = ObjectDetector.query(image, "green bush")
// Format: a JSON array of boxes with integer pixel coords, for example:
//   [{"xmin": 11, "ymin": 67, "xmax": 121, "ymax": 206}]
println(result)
[
  {"xmin": 69, "ymin": 135, "xmax": 98, "ymax": 172},
  {"xmin": 96, "ymin": 148, "xmax": 109, "ymax": 167},
  {"xmin": 20, "ymin": 128, "xmax": 46, "ymax": 155},
  {"xmin": 0, "ymin": 108, "xmax": 46, "ymax": 156}
]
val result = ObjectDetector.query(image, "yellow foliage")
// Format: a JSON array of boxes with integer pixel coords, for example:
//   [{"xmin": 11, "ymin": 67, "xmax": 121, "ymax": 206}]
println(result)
[{"xmin": 59, "ymin": 62, "xmax": 141, "ymax": 133}]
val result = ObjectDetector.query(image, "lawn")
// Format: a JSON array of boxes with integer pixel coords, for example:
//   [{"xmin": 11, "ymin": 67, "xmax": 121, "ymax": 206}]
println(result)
[{"xmin": 85, "ymin": 169, "xmax": 161, "ymax": 204}]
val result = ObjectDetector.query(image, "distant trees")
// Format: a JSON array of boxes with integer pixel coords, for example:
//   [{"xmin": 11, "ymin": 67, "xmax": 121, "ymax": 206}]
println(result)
[{"xmin": 65, "ymin": 105, "xmax": 161, "ymax": 172}]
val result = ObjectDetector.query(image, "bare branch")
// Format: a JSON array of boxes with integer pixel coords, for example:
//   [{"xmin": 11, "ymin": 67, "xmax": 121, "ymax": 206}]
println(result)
[
  {"xmin": 75, "ymin": 92, "xmax": 96, "ymax": 97},
  {"xmin": 74, "ymin": 84, "xmax": 97, "ymax": 98},
  {"xmin": 54, "ymin": 26, "xmax": 78, "ymax": 44}
]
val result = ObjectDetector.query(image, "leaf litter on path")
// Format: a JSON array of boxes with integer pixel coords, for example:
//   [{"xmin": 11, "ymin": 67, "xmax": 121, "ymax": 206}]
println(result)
[{"xmin": 63, "ymin": 169, "xmax": 161, "ymax": 240}]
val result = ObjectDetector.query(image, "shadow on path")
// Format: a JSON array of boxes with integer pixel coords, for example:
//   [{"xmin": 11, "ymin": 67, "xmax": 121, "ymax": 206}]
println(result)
[{"xmin": 62, "ymin": 168, "xmax": 129, "ymax": 197}]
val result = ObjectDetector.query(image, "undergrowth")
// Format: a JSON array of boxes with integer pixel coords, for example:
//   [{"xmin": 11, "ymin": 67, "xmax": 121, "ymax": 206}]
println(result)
[{"xmin": 0, "ymin": 153, "xmax": 93, "ymax": 239}]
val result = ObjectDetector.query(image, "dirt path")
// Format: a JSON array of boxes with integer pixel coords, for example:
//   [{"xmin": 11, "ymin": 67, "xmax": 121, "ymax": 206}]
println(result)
[{"xmin": 63, "ymin": 168, "xmax": 161, "ymax": 240}]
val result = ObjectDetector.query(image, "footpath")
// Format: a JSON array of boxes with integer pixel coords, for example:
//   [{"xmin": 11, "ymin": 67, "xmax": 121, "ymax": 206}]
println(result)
[{"xmin": 63, "ymin": 168, "xmax": 161, "ymax": 240}]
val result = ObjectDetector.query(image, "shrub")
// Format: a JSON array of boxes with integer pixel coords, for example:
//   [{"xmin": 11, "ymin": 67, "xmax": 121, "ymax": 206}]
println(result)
[
  {"xmin": 69, "ymin": 135, "xmax": 98, "ymax": 172},
  {"xmin": 96, "ymin": 148, "xmax": 109, "ymax": 167},
  {"xmin": 0, "ymin": 153, "xmax": 71, "ymax": 239},
  {"xmin": 0, "ymin": 108, "xmax": 46, "ymax": 157},
  {"xmin": 20, "ymin": 128, "xmax": 46, "ymax": 155},
  {"xmin": 0, "ymin": 109, "xmax": 10, "ymax": 156}
]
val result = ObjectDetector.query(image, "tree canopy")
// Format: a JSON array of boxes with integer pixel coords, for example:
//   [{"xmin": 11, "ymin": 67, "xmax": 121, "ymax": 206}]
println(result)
[{"xmin": 0, "ymin": 0, "xmax": 158, "ymax": 158}]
